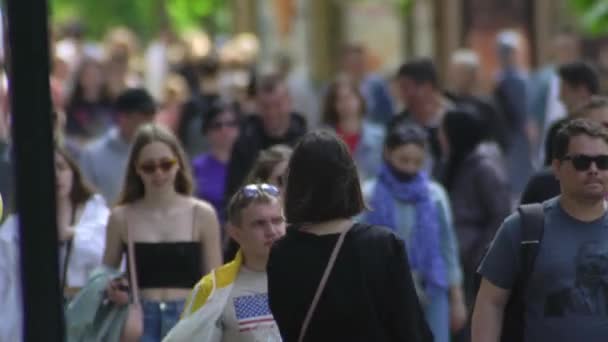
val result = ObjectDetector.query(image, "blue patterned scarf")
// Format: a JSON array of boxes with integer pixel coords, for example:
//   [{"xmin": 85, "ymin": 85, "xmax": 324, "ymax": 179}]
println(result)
[{"xmin": 366, "ymin": 163, "xmax": 447, "ymax": 293}]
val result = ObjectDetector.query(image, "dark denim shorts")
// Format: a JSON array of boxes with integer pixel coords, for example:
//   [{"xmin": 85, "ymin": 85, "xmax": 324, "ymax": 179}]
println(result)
[{"xmin": 141, "ymin": 299, "xmax": 186, "ymax": 342}]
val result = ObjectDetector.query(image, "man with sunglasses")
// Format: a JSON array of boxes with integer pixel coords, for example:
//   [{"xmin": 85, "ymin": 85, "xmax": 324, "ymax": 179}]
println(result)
[
  {"xmin": 522, "ymin": 96, "xmax": 608, "ymax": 205},
  {"xmin": 164, "ymin": 184, "xmax": 284, "ymax": 342},
  {"xmin": 473, "ymin": 119, "xmax": 608, "ymax": 342}
]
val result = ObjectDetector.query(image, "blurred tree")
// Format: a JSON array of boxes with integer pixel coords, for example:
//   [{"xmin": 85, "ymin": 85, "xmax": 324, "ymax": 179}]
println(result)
[
  {"xmin": 568, "ymin": 0, "xmax": 608, "ymax": 37},
  {"xmin": 51, "ymin": 0, "xmax": 229, "ymax": 40}
]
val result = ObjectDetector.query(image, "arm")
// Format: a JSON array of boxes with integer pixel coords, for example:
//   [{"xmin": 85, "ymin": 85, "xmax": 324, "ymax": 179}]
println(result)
[
  {"xmin": 196, "ymin": 202, "xmax": 222, "ymax": 272},
  {"xmin": 433, "ymin": 183, "xmax": 467, "ymax": 331},
  {"xmin": 473, "ymin": 162, "xmax": 511, "ymax": 264},
  {"xmin": 71, "ymin": 196, "xmax": 111, "ymax": 279},
  {"xmin": 472, "ymin": 278, "xmax": 511, "ymax": 342},
  {"xmin": 385, "ymin": 236, "xmax": 433, "ymax": 342},
  {"xmin": 101, "ymin": 208, "xmax": 125, "ymax": 269}
]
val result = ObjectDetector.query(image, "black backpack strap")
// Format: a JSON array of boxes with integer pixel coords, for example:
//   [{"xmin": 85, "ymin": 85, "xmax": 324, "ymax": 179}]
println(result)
[{"xmin": 516, "ymin": 203, "xmax": 545, "ymax": 289}]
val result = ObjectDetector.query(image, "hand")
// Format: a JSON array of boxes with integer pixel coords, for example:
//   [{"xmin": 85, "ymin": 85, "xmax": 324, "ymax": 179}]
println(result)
[
  {"xmin": 106, "ymin": 278, "xmax": 130, "ymax": 306},
  {"xmin": 58, "ymin": 227, "xmax": 75, "ymax": 241},
  {"xmin": 450, "ymin": 296, "xmax": 468, "ymax": 333}
]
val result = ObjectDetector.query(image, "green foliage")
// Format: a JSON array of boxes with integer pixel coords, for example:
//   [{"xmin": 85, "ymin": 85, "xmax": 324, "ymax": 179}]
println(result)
[
  {"xmin": 568, "ymin": 0, "xmax": 608, "ymax": 37},
  {"xmin": 51, "ymin": 0, "xmax": 229, "ymax": 41}
]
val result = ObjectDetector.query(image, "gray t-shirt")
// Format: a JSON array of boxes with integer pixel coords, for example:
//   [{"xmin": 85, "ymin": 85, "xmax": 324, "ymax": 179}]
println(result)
[
  {"xmin": 479, "ymin": 197, "xmax": 608, "ymax": 342},
  {"xmin": 220, "ymin": 267, "xmax": 281, "ymax": 342}
]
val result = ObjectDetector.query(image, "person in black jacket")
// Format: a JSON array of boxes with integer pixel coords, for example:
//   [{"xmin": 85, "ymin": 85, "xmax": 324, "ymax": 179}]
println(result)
[
  {"xmin": 225, "ymin": 73, "xmax": 307, "ymax": 200},
  {"xmin": 267, "ymin": 131, "xmax": 432, "ymax": 342}
]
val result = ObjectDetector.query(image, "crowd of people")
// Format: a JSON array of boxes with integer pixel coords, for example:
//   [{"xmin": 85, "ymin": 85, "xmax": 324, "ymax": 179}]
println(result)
[{"xmin": 0, "ymin": 23, "xmax": 607, "ymax": 341}]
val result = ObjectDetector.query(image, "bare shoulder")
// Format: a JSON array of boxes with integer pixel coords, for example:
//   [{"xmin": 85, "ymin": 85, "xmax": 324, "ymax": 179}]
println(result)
[
  {"xmin": 188, "ymin": 197, "xmax": 218, "ymax": 220},
  {"xmin": 109, "ymin": 204, "xmax": 130, "ymax": 221}
]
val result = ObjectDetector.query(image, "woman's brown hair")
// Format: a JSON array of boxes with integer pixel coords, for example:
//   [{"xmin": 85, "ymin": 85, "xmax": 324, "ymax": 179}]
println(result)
[
  {"xmin": 117, "ymin": 123, "xmax": 194, "ymax": 205},
  {"xmin": 55, "ymin": 145, "xmax": 95, "ymax": 206},
  {"xmin": 245, "ymin": 144, "xmax": 292, "ymax": 185},
  {"xmin": 321, "ymin": 77, "xmax": 367, "ymax": 127}
]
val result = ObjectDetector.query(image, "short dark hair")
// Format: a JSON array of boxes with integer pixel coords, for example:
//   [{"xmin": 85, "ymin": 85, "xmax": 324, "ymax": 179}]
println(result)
[
  {"xmin": 284, "ymin": 131, "xmax": 366, "ymax": 224},
  {"xmin": 385, "ymin": 123, "xmax": 428, "ymax": 151},
  {"xmin": 553, "ymin": 118, "xmax": 608, "ymax": 160},
  {"xmin": 396, "ymin": 58, "xmax": 439, "ymax": 88},
  {"xmin": 573, "ymin": 96, "xmax": 608, "ymax": 118},
  {"xmin": 558, "ymin": 61, "xmax": 600, "ymax": 95},
  {"xmin": 201, "ymin": 99, "xmax": 240, "ymax": 133},
  {"xmin": 114, "ymin": 88, "xmax": 156, "ymax": 116}
]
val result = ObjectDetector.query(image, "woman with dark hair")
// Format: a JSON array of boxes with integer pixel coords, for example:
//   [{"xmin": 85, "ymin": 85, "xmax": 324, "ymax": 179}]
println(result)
[
  {"xmin": 362, "ymin": 123, "xmax": 466, "ymax": 341},
  {"xmin": 191, "ymin": 100, "xmax": 240, "ymax": 223},
  {"xmin": 66, "ymin": 58, "xmax": 114, "ymax": 140},
  {"xmin": 0, "ymin": 145, "xmax": 110, "ymax": 340},
  {"xmin": 267, "ymin": 131, "xmax": 432, "ymax": 341},
  {"xmin": 321, "ymin": 77, "xmax": 384, "ymax": 181},
  {"xmin": 102, "ymin": 123, "xmax": 222, "ymax": 341},
  {"xmin": 439, "ymin": 108, "xmax": 511, "ymax": 307}
]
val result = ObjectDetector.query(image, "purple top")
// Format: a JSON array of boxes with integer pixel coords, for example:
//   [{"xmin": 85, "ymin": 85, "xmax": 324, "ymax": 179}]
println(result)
[{"xmin": 192, "ymin": 153, "xmax": 227, "ymax": 223}]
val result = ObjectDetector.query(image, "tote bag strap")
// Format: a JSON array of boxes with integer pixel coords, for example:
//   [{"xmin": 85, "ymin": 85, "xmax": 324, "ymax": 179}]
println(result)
[
  {"xmin": 125, "ymin": 216, "xmax": 140, "ymax": 305},
  {"xmin": 298, "ymin": 225, "xmax": 351, "ymax": 342}
]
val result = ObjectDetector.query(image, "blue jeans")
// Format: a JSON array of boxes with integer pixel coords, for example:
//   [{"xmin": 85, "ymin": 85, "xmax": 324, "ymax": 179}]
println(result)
[
  {"xmin": 141, "ymin": 299, "xmax": 186, "ymax": 342},
  {"xmin": 424, "ymin": 290, "xmax": 450, "ymax": 342}
]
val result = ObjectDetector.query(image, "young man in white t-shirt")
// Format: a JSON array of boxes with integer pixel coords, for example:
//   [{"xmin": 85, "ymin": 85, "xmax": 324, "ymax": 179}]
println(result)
[{"xmin": 164, "ymin": 183, "xmax": 285, "ymax": 342}]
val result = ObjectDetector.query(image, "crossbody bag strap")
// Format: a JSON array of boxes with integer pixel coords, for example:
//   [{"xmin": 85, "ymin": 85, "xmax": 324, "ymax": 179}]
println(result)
[
  {"xmin": 126, "ymin": 215, "xmax": 141, "ymax": 305},
  {"xmin": 298, "ymin": 225, "xmax": 351, "ymax": 342}
]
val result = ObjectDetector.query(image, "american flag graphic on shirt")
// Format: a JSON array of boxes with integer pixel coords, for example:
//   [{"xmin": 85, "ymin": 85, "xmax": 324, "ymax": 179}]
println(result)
[{"xmin": 234, "ymin": 293, "xmax": 276, "ymax": 332}]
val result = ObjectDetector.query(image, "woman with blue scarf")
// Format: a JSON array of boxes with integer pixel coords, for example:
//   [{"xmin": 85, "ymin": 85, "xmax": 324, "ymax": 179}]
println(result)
[{"xmin": 363, "ymin": 123, "xmax": 466, "ymax": 342}]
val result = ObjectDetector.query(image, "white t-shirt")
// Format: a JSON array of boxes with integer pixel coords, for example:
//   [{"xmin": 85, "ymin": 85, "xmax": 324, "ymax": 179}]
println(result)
[{"xmin": 220, "ymin": 267, "xmax": 281, "ymax": 342}]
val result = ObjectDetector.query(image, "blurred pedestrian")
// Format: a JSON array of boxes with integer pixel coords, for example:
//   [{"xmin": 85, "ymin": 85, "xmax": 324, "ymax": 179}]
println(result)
[
  {"xmin": 391, "ymin": 58, "xmax": 454, "ymax": 178},
  {"xmin": 0, "ymin": 145, "xmax": 110, "ymax": 341},
  {"xmin": 225, "ymin": 73, "xmax": 307, "ymax": 199},
  {"xmin": 340, "ymin": 44, "xmax": 394, "ymax": 124},
  {"xmin": 192, "ymin": 100, "xmax": 240, "ymax": 224},
  {"xmin": 363, "ymin": 123, "xmax": 466, "ymax": 341},
  {"xmin": 439, "ymin": 109, "xmax": 510, "ymax": 309},
  {"xmin": 321, "ymin": 77, "xmax": 385, "ymax": 182},
  {"xmin": 79, "ymin": 88, "xmax": 156, "ymax": 204},
  {"xmin": 66, "ymin": 58, "xmax": 114, "ymax": 141}
]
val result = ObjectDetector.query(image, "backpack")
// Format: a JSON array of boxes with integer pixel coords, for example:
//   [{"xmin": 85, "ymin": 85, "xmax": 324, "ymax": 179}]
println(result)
[{"xmin": 474, "ymin": 203, "xmax": 545, "ymax": 342}]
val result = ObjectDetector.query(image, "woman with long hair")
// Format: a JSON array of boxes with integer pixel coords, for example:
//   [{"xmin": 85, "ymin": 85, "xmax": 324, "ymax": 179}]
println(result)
[
  {"xmin": 65, "ymin": 58, "xmax": 113, "ymax": 140},
  {"xmin": 0, "ymin": 145, "xmax": 110, "ymax": 341},
  {"xmin": 102, "ymin": 123, "xmax": 222, "ymax": 341},
  {"xmin": 321, "ymin": 77, "xmax": 384, "ymax": 181},
  {"xmin": 267, "ymin": 131, "xmax": 432, "ymax": 341},
  {"xmin": 439, "ymin": 108, "xmax": 510, "ymax": 310},
  {"xmin": 363, "ymin": 123, "xmax": 466, "ymax": 341}
]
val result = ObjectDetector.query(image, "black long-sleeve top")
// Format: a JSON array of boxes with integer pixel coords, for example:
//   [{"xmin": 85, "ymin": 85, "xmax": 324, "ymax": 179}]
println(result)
[{"xmin": 267, "ymin": 223, "xmax": 433, "ymax": 342}]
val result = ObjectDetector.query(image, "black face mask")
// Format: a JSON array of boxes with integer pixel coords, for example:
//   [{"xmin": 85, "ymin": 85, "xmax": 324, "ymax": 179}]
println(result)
[{"xmin": 387, "ymin": 162, "xmax": 417, "ymax": 182}]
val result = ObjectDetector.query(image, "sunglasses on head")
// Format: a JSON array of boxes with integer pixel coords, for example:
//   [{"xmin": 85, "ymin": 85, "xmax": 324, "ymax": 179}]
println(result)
[
  {"xmin": 241, "ymin": 183, "xmax": 280, "ymax": 198},
  {"xmin": 138, "ymin": 159, "xmax": 177, "ymax": 174},
  {"xmin": 209, "ymin": 120, "xmax": 238, "ymax": 131},
  {"xmin": 561, "ymin": 154, "xmax": 608, "ymax": 171}
]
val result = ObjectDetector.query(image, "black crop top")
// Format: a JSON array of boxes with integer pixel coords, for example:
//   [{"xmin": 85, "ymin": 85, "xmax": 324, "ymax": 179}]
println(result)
[{"xmin": 125, "ymin": 241, "xmax": 202, "ymax": 289}]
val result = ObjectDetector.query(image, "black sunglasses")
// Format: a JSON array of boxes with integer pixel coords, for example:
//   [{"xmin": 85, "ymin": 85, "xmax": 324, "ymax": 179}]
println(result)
[{"xmin": 561, "ymin": 154, "xmax": 608, "ymax": 171}]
